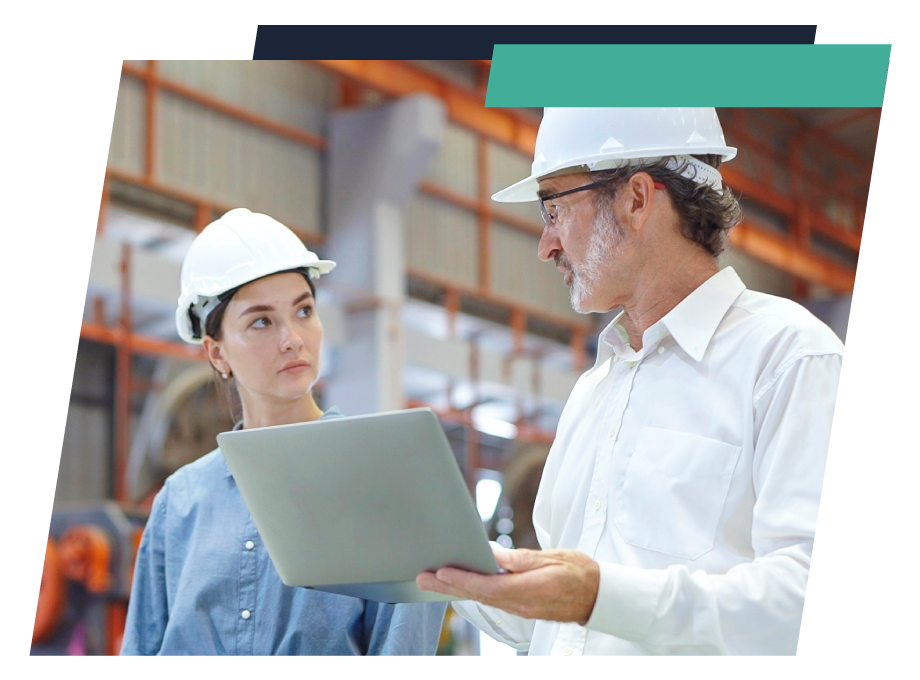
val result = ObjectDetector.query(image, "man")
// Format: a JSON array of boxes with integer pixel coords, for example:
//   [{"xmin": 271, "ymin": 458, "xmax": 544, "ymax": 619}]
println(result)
[{"xmin": 416, "ymin": 107, "xmax": 844, "ymax": 655}]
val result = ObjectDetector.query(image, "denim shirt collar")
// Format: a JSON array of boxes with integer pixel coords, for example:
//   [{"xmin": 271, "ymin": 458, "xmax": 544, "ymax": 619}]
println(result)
[{"xmin": 220, "ymin": 406, "xmax": 344, "ymax": 479}]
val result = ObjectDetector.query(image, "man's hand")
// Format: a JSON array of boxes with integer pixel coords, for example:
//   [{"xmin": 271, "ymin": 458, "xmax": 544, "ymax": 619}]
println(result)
[{"xmin": 416, "ymin": 548, "xmax": 600, "ymax": 625}]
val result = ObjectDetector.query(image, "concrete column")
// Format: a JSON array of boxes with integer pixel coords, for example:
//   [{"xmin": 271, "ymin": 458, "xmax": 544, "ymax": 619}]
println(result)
[{"xmin": 324, "ymin": 94, "xmax": 446, "ymax": 415}]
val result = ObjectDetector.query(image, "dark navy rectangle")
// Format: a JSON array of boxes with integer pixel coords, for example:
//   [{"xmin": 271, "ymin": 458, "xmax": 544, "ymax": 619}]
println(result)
[{"xmin": 253, "ymin": 25, "xmax": 817, "ymax": 59}]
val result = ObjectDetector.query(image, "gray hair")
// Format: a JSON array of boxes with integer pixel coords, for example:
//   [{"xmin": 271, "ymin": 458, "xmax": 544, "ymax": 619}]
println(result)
[{"xmin": 588, "ymin": 154, "xmax": 742, "ymax": 257}]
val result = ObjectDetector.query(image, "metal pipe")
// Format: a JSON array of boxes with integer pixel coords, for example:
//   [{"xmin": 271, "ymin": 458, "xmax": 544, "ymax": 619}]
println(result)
[
  {"xmin": 144, "ymin": 61, "xmax": 157, "ymax": 181},
  {"xmin": 114, "ymin": 244, "xmax": 132, "ymax": 502},
  {"xmin": 477, "ymin": 136, "xmax": 491, "ymax": 292},
  {"xmin": 97, "ymin": 176, "xmax": 111, "ymax": 238}
]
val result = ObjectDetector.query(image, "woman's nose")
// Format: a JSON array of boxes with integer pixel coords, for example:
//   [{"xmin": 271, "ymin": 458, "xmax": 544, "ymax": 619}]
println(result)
[{"xmin": 279, "ymin": 323, "xmax": 305, "ymax": 352}]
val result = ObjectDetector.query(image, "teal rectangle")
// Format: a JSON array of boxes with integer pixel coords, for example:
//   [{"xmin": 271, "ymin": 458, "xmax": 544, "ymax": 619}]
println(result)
[{"xmin": 485, "ymin": 44, "xmax": 890, "ymax": 107}]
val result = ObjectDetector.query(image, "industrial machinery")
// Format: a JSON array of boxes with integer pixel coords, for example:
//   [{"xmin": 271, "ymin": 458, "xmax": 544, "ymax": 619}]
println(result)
[
  {"xmin": 32, "ymin": 503, "xmax": 144, "ymax": 655},
  {"xmin": 127, "ymin": 360, "xmax": 237, "ymax": 503},
  {"xmin": 34, "ymin": 359, "xmax": 236, "ymax": 655}
]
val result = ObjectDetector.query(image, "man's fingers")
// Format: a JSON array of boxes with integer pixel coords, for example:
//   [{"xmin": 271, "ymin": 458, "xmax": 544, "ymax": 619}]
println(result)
[
  {"xmin": 416, "ymin": 572, "xmax": 441, "ymax": 592},
  {"xmin": 418, "ymin": 566, "xmax": 530, "ymax": 606},
  {"xmin": 495, "ymin": 548, "xmax": 546, "ymax": 573},
  {"xmin": 416, "ymin": 571, "xmax": 471, "ymax": 599},
  {"xmin": 434, "ymin": 567, "xmax": 503, "ymax": 597}
]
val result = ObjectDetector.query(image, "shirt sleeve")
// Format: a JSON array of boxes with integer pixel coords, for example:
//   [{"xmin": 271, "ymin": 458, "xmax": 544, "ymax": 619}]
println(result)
[
  {"xmin": 362, "ymin": 601, "xmax": 448, "ymax": 655},
  {"xmin": 449, "ymin": 540, "xmax": 536, "ymax": 650},
  {"xmin": 120, "ymin": 484, "xmax": 170, "ymax": 655},
  {"xmin": 585, "ymin": 353, "xmax": 842, "ymax": 655},
  {"xmin": 450, "ymin": 599, "xmax": 534, "ymax": 651}
]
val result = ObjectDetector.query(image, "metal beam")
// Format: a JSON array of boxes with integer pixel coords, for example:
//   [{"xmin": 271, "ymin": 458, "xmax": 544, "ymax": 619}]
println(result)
[
  {"xmin": 144, "ymin": 61, "xmax": 158, "ymax": 181},
  {"xmin": 311, "ymin": 60, "xmax": 537, "ymax": 155},
  {"xmin": 121, "ymin": 62, "xmax": 326, "ymax": 151},
  {"xmin": 477, "ymin": 136, "xmax": 492, "ymax": 292},
  {"xmin": 816, "ymin": 107, "xmax": 882, "ymax": 133},
  {"xmin": 81, "ymin": 321, "xmax": 205, "ymax": 362},
  {"xmin": 407, "ymin": 266, "xmax": 592, "ymax": 332},
  {"xmin": 106, "ymin": 167, "xmax": 325, "ymax": 246},
  {"xmin": 729, "ymin": 220, "xmax": 856, "ymax": 294}
]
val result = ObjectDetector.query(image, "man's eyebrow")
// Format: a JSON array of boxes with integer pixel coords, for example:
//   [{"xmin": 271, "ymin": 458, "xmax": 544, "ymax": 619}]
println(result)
[{"xmin": 537, "ymin": 186, "xmax": 558, "ymax": 199}]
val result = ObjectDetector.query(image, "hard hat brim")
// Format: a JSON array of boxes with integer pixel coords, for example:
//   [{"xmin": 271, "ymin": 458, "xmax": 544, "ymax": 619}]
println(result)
[{"xmin": 492, "ymin": 175, "xmax": 542, "ymax": 203}]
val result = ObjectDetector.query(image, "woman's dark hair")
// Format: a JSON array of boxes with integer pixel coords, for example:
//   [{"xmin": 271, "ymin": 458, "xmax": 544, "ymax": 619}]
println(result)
[{"xmin": 588, "ymin": 154, "xmax": 742, "ymax": 257}]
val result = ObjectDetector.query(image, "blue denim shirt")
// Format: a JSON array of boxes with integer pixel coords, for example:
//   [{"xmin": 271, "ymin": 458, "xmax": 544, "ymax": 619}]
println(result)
[{"xmin": 121, "ymin": 408, "xmax": 446, "ymax": 655}]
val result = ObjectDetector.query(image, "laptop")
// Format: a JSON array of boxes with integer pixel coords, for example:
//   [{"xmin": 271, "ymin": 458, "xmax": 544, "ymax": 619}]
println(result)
[{"xmin": 217, "ymin": 407, "xmax": 499, "ymax": 603}]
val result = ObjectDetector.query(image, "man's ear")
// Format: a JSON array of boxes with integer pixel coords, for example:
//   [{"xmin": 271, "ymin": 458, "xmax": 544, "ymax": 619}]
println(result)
[{"xmin": 620, "ymin": 172, "xmax": 657, "ymax": 232}]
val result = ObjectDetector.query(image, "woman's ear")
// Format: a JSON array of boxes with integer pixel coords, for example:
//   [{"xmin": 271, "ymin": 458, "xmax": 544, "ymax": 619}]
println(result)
[{"xmin": 202, "ymin": 336, "xmax": 230, "ymax": 377}]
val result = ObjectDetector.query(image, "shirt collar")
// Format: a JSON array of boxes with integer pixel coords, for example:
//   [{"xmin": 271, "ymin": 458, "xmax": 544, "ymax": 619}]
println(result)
[
  {"xmin": 221, "ymin": 406, "xmax": 344, "ymax": 479},
  {"xmin": 595, "ymin": 266, "xmax": 746, "ymax": 366}
]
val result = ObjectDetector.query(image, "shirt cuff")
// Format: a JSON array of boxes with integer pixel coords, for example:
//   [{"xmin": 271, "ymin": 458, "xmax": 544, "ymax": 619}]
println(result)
[
  {"xmin": 451, "ymin": 600, "xmax": 532, "ymax": 650},
  {"xmin": 585, "ymin": 561, "xmax": 667, "ymax": 641}
]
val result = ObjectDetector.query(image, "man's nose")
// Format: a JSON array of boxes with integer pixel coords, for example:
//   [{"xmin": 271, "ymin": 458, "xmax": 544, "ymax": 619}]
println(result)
[{"xmin": 538, "ymin": 226, "xmax": 561, "ymax": 262}]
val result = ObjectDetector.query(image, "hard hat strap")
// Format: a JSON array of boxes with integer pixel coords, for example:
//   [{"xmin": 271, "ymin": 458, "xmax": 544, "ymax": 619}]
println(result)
[
  {"xmin": 664, "ymin": 156, "xmax": 724, "ymax": 192},
  {"xmin": 586, "ymin": 155, "xmax": 724, "ymax": 193}
]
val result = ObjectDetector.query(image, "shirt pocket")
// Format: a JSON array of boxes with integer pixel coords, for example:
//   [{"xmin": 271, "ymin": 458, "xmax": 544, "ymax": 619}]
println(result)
[{"xmin": 613, "ymin": 427, "xmax": 742, "ymax": 560}]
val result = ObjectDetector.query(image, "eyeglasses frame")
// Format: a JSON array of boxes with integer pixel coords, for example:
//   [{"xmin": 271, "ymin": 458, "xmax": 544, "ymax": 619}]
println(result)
[{"xmin": 538, "ymin": 175, "xmax": 666, "ymax": 227}]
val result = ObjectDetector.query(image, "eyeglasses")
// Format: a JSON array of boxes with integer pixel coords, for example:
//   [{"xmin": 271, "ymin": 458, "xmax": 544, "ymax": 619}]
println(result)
[
  {"xmin": 539, "ymin": 181, "xmax": 612, "ymax": 227},
  {"xmin": 538, "ymin": 177, "xmax": 666, "ymax": 227}
]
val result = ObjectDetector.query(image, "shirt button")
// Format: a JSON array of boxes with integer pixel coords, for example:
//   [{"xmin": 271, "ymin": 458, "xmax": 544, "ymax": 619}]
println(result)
[
  {"xmin": 613, "ymin": 355, "xmax": 619, "ymax": 363},
  {"xmin": 241, "ymin": 610, "xmax": 251, "ymax": 620},
  {"xmin": 608, "ymin": 426, "xmax": 616, "ymax": 438},
  {"xmin": 627, "ymin": 361, "xmax": 637, "ymax": 369},
  {"xmin": 563, "ymin": 647, "xmax": 572, "ymax": 656},
  {"xmin": 245, "ymin": 540, "xmax": 255, "ymax": 550},
  {"xmin": 657, "ymin": 346, "xmax": 665, "ymax": 355},
  {"xmin": 495, "ymin": 619, "xmax": 504, "ymax": 627},
  {"xmin": 593, "ymin": 500, "xmax": 601, "ymax": 511}
]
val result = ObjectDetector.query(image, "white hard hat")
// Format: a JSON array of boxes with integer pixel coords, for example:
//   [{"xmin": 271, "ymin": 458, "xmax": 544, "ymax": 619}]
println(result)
[
  {"xmin": 176, "ymin": 208, "xmax": 336, "ymax": 344},
  {"xmin": 493, "ymin": 107, "xmax": 737, "ymax": 203}
]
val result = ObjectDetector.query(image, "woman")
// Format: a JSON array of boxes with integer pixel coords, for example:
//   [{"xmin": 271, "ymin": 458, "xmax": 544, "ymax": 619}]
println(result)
[{"xmin": 121, "ymin": 208, "xmax": 446, "ymax": 655}]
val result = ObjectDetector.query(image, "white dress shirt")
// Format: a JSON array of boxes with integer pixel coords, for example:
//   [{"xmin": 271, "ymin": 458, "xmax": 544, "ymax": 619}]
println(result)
[{"xmin": 453, "ymin": 267, "xmax": 844, "ymax": 655}]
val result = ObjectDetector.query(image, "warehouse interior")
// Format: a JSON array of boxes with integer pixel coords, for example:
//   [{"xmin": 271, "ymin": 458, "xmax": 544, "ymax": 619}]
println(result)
[{"xmin": 34, "ymin": 59, "xmax": 877, "ymax": 655}]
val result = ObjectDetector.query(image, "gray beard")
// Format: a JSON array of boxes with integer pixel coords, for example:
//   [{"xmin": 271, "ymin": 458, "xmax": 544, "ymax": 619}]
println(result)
[{"xmin": 568, "ymin": 208, "xmax": 624, "ymax": 314}]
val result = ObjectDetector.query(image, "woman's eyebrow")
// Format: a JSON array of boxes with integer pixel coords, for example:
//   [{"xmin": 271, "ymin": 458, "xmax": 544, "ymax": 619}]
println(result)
[
  {"xmin": 291, "ymin": 291, "xmax": 314, "ymax": 306},
  {"xmin": 238, "ymin": 291, "xmax": 313, "ymax": 318},
  {"xmin": 238, "ymin": 303, "xmax": 274, "ymax": 318}
]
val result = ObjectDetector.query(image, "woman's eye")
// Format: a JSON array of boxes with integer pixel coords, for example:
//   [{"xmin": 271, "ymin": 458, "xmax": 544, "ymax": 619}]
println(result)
[
  {"xmin": 299, "ymin": 305, "xmax": 314, "ymax": 318},
  {"xmin": 251, "ymin": 317, "xmax": 270, "ymax": 329}
]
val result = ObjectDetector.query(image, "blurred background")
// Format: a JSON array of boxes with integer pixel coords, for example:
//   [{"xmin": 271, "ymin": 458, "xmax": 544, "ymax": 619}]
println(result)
[{"xmin": 34, "ymin": 59, "xmax": 876, "ymax": 655}]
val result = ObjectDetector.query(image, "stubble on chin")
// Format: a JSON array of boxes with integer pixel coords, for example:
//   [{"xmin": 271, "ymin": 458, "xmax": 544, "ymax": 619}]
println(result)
[{"xmin": 567, "ymin": 207, "xmax": 624, "ymax": 315}]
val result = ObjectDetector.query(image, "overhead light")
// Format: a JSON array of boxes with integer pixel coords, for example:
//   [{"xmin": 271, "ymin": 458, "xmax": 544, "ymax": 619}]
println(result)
[
  {"xmin": 472, "ymin": 413, "xmax": 518, "ymax": 440},
  {"xmin": 475, "ymin": 478, "xmax": 503, "ymax": 522}
]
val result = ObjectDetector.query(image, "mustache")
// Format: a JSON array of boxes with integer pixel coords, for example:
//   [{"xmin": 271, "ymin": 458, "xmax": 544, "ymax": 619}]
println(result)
[{"xmin": 554, "ymin": 253, "xmax": 572, "ymax": 271}]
